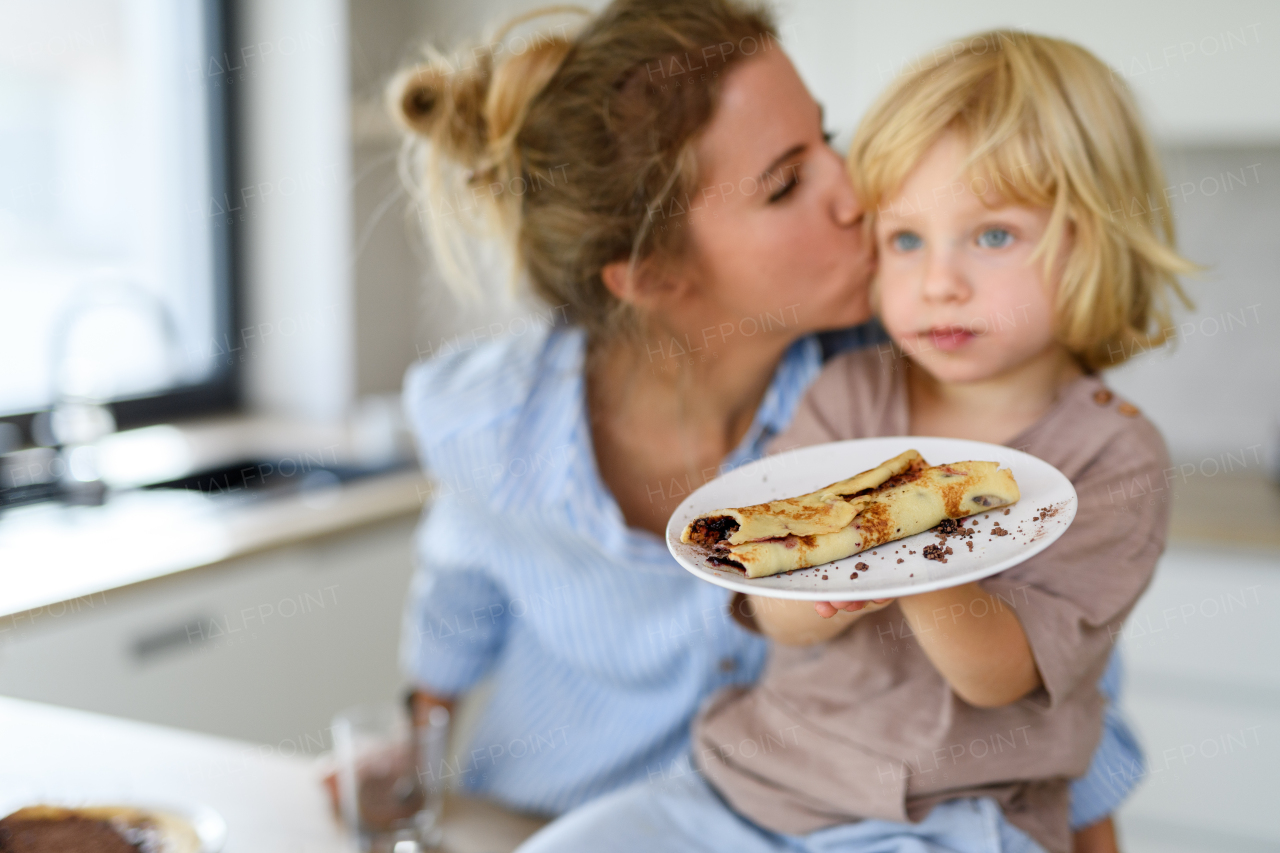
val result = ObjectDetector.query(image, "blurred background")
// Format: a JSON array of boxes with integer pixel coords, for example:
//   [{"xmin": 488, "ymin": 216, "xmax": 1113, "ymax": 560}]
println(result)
[{"xmin": 0, "ymin": 2, "xmax": 1276, "ymax": 851}]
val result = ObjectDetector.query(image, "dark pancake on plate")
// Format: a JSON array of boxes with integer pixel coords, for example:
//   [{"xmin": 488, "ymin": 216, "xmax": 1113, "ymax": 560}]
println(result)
[{"xmin": 0, "ymin": 805, "xmax": 201, "ymax": 853}]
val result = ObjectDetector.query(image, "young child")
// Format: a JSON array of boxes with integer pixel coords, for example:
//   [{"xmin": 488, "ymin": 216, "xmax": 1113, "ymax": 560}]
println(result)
[{"xmin": 517, "ymin": 30, "xmax": 1193, "ymax": 853}]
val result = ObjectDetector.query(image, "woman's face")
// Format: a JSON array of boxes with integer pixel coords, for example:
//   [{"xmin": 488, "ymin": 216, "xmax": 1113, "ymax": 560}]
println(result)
[{"xmin": 667, "ymin": 49, "xmax": 873, "ymax": 348}]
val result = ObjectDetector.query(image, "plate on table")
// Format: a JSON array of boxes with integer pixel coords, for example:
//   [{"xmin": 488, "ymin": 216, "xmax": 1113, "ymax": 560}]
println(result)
[
  {"xmin": 665, "ymin": 437, "xmax": 1076, "ymax": 601},
  {"xmin": 0, "ymin": 802, "xmax": 226, "ymax": 853}
]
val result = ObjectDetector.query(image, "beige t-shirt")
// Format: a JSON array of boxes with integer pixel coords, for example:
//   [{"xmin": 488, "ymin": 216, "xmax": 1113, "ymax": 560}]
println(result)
[{"xmin": 693, "ymin": 348, "xmax": 1172, "ymax": 853}]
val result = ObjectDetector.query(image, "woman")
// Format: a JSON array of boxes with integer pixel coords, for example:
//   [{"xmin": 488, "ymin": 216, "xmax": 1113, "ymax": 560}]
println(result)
[{"xmin": 389, "ymin": 1, "xmax": 1135, "ymax": 849}]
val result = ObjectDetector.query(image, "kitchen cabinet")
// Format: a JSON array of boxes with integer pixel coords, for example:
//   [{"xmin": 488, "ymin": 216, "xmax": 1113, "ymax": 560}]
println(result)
[
  {"xmin": 0, "ymin": 515, "xmax": 417, "ymax": 752},
  {"xmin": 1118, "ymin": 545, "xmax": 1280, "ymax": 851}
]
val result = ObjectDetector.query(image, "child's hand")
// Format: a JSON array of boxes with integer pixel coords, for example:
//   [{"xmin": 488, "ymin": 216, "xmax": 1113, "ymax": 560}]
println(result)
[{"xmin": 814, "ymin": 598, "xmax": 895, "ymax": 619}]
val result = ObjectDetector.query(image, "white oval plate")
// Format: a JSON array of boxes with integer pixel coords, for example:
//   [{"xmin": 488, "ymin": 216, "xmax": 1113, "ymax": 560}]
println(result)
[{"xmin": 666, "ymin": 437, "xmax": 1076, "ymax": 601}]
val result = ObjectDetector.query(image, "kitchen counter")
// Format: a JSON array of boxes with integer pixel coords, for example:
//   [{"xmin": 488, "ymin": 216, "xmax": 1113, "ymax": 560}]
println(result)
[
  {"xmin": 0, "ymin": 417, "xmax": 438, "ymax": 768},
  {"xmin": 1168, "ymin": 470, "xmax": 1280, "ymax": 550},
  {"xmin": 3, "ymin": 463, "xmax": 1270, "ymax": 622},
  {"xmin": 2, "ymin": 403, "xmax": 1274, "ymax": 622},
  {"xmin": 0, "ymin": 694, "xmax": 350, "ymax": 853},
  {"xmin": 0, "ymin": 469, "xmax": 427, "ymax": 620},
  {"xmin": 0, "ymin": 695, "xmax": 548, "ymax": 853}
]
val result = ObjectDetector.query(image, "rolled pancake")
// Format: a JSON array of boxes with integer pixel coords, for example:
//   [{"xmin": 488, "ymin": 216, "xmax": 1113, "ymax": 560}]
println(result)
[
  {"xmin": 683, "ymin": 454, "xmax": 1019, "ymax": 579},
  {"xmin": 682, "ymin": 449, "xmax": 927, "ymax": 547}
]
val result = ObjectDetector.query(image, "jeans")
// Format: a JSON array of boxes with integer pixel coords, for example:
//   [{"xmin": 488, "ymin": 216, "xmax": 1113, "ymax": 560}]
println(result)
[{"xmin": 517, "ymin": 770, "xmax": 1047, "ymax": 853}]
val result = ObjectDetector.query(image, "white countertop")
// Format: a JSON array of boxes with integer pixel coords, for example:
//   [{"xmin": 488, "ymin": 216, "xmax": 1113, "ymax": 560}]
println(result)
[
  {"xmin": 0, "ymin": 469, "xmax": 428, "ymax": 619},
  {"xmin": 0, "ymin": 694, "xmax": 352, "ymax": 852},
  {"xmin": 0, "ymin": 696, "xmax": 549, "ymax": 853}
]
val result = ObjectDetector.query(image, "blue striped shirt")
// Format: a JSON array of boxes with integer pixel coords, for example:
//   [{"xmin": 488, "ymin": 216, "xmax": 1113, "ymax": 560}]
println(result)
[{"xmin": 401, "ymin": 323, "xmax": 1142, "ymax": 826}]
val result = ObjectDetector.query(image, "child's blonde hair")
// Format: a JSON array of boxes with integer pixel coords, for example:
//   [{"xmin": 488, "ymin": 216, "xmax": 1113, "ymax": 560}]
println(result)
[{"xmin": 850, "ymin": 29, "xmax": 1196, "ymax": 371}]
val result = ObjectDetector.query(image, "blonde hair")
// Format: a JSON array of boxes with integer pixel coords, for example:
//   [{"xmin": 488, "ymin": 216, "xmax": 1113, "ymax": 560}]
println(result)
[
  {"xmin": 386, "ymin": 0, "xmax": 778, "ymax": 340},
  {"xmin": 850, "ymin": 29, "xmax": 1196, "ymax": 371}
]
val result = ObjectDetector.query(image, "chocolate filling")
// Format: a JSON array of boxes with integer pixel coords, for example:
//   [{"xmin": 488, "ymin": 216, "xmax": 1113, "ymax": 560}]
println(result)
[
  {"xmin": 708, "ymin": 555, "xmax": 747, "ymax": 572},
  {"xmin": 687, "ymin": 515, "xmax": 740, "ymax": 548}
]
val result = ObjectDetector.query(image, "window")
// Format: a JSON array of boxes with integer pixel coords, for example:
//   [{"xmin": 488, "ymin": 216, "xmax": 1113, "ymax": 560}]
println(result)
[{"xmin": 0, "ymin": 0, "xmax": 237, "ymax": 438}]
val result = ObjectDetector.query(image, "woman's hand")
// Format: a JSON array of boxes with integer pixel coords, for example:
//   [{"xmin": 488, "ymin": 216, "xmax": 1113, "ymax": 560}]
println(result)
[
  {"xmin": 322, "ymin": 687, "xmax": 457, "ymax": 818},
  {"xmin": 410, "ymin": 687, "xmax": 455, "ymax": 722},
  {"xmin": 814, "ymin": 598, "xmax": 895, "ymax": 619}
]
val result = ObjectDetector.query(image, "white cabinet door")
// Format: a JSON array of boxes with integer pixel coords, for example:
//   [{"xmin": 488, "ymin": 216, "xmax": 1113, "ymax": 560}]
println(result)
[
  {"xmin": 0, "ymin": 516, "xmax": 417, "ymax": 754},
  {"xmin": 1118, "ymin": 545, "xmax": 1280, "ymax": 852}
]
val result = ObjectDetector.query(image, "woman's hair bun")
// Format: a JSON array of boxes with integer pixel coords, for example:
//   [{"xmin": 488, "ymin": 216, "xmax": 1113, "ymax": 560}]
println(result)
[
  {"xmin": 386, "ymin": 56, "xmax": 493, "ymax": 168},
  {"xmin": 386, "ymin": 7, "xmax": 582, "ymax": 174},
  {"xmin": 398, "ymin": 71, "xmax": 439, "ymax": 128}
]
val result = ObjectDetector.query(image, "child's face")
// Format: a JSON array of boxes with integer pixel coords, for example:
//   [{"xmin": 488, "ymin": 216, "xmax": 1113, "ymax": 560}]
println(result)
[{"xmin": 874, "ymin": 133, "xmax": 1063, "ymax": 384}]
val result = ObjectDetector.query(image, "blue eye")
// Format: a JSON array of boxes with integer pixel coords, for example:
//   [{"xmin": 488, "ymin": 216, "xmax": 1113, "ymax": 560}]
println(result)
[
  {"xmin": 891, "ymin": 231, "xmax": 922, "ymax": 252},
  {"xmin": 977, "ymin": 228, "xmax": 1013, "ymax": 248}
]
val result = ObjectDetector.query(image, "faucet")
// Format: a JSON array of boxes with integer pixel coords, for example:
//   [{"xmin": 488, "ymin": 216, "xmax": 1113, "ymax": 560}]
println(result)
[{"xmin": 41, "ymin": 278, "xmax": 185, "ymax": 505}]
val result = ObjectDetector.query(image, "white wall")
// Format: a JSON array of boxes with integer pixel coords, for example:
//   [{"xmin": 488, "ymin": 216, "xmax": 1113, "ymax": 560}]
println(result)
[
  {"xmin": 1107, "ymin": 147, "xmax": 1279, "ymax": 470},
  {"xmin": 346, "ymin": 0, "xmax": 607, "ymax": 397},
  {"xmin": 779, "ymin": 0, "xmax": 1280, "ymax": 144},
  {"xmin": 238, "ymin": 0, "xmax": 355, "ymax": 421}
]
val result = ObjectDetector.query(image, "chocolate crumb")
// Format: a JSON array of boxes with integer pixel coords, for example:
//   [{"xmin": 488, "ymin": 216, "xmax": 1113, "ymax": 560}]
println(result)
[
  {"xmin": 897, "ymin": 558, "xmax": 904, "ymax": 564},
  {"xmin": 922, "ymin": 544, "xmax": 954, "ymax": 563},
  {"xmin": 908, "ymin": 550, "xmax": 916, "ymax": 555},
  {"xmin": 1003, "ymin": 509, "xmax": 1010, "ymax": 515},
  {"xmin": 821, "ymin": 575, "xmax": 828, "ymax": 580},
  {"xmin": 872, "ymin": 551, "xmax": 878, "ymax": 555},
  {"xmin": 966, "ymin": 541, "xmax": 974, "ymax": 551},
  {"xmin": 855, "ymin": 562, "xmax": 869, "ymax": 571},
  {"xmin": 991, "ymin": 525, "xmax": 1009, "ymax": 537},
  {"xmin": 851, "ymin": 572, "xmax": 859, "ymax": 579}
]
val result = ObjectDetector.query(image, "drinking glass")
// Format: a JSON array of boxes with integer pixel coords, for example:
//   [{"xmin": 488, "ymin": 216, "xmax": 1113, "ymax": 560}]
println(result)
[{"xmin": 332, "ymin": 700, "xmax": 450, "ymax": 852}]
